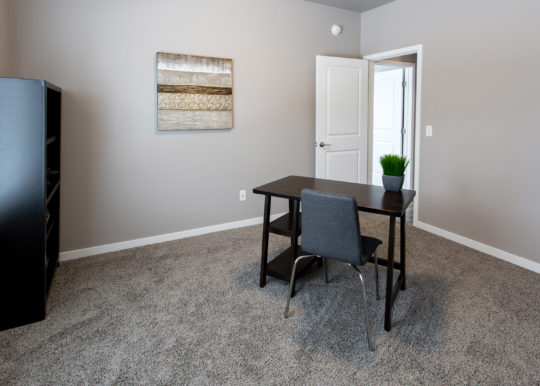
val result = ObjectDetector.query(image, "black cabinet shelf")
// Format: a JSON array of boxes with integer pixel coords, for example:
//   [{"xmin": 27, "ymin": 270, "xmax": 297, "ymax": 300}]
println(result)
[
  {"xmin": 46, "ymin": 220, "xmax": 56, "ymax": 241},
  {"xmin": 46, "ymin": 181, "xmax": 60, "ymax": 204},
  {"xmin": 0, "ymin": 78, "xmax": 62, "ymax": 330}
]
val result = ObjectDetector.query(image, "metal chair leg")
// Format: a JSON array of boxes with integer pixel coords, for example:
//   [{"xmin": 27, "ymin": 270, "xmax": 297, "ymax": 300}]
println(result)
[
  {"xmin": 351, "ymin": 265, "xmax": 374, "ymax": 351},
  {"xmin": 374, "ymin": 253, "xmax": 380, "ymax": 301},
  {"xmin": 357, "ymin": 270, "xmax": 375, "ymax": 351},
  {"xmin": 284, "ymin": 255, "xmax": 315, "ymax": 318},
  {"xmin": 324, "ymin": 257, "xmax": 329, "ymax": 284}
]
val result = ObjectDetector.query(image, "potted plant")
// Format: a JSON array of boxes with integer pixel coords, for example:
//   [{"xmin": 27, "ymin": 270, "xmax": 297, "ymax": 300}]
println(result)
[{"xmin": 379, "ymin": 154, "xmax": 409, "ymax": 192}]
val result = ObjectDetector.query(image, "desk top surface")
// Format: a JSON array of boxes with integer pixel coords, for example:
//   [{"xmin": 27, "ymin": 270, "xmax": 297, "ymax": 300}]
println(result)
[{"xmin": 253, "ymin": 175, "xmax": 416, "ymax": 216}]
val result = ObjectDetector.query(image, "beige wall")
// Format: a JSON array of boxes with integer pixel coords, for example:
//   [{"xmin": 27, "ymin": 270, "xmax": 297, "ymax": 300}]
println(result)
[
  {"xmin": 0, "ymin": 0, "xmax": 11, "ymax": 76},
  {"xmin": 8, "ymin": 0, "xmax": 361, "ymax": 251},
  {"xmin": 361, "ymin": 0, "xmax": 540, "ymax": 264}
]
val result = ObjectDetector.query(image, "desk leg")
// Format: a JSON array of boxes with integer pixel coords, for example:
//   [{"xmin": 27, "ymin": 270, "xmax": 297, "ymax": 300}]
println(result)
[
  {"xmin": 288, "ymin": 199, "xmax": 294, "ymax": 247},
  {"xmin": 385, "ymin": 216, "xmax": 396, "ymax": 331},
  {"xmin": 259, "ymin": 195, "xmax": 271, "ymax": 288},
  {"xmin": 400, "ymin": 214, "xmax": 406, "ymax": 290},
  {"xmin": 290, "ymin": 199, "xmax": 300, "ymax": 296}
]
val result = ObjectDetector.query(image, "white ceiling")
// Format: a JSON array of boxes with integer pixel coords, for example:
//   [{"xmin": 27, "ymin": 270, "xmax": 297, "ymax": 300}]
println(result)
[{"xmin": 304, "ymin": 0, "xmax": 396, "ymax": 13}]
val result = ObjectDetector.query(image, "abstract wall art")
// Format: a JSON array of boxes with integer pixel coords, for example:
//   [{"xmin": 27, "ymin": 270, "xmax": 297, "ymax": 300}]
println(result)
[{"xmin": 156, "ymin": 52, "xmax": 233, "ymax": 130}]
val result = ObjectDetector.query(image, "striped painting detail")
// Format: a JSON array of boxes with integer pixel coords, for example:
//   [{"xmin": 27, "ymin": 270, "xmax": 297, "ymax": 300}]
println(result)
[
  {"xmin": 157, "ymin": 85, "xmax": 232, "ymax": 95},
  {"xmin": 158, "ymin": 93, "xmax": 232, "ymax": 111},
  {"xmin": 158, "ymin": 70, "xmax": 232, "ymax": 88},
  {"xmin": 157, "ymin": 52, "xmax": 233, "ymax": 130}
]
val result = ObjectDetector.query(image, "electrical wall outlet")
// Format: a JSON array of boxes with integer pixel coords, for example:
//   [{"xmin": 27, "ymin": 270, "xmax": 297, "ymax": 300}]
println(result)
[{"xmin": 239, "ymin": 190, "xmax": 246, "ymax": 201}]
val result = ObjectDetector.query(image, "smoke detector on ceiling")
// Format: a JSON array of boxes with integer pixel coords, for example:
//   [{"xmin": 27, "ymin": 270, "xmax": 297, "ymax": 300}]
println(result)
[{"xmin": 331, "ymin": 24, "xmax": 342, "ymax": 36}]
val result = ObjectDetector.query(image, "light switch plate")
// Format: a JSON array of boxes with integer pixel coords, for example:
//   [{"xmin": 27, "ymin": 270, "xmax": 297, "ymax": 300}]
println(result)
[{"xmin": 426, "ymin": 125, "xmax": 433, "ymax": 137}]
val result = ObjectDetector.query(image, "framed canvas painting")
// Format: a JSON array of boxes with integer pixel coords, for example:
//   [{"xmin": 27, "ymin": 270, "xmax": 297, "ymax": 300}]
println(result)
[{"xmin": 156, "ymin": 52, "xmax": 233, "ymax": 130}]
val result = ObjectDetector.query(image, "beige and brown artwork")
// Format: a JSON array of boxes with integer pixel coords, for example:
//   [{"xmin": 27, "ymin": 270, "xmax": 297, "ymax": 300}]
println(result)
[{"xmin": 157, "ymin": 52, "xmax": 233, "ymax": 130}]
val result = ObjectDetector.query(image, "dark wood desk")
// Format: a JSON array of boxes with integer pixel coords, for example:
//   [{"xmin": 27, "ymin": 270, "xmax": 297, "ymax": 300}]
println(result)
[{"xmin": 253, "ymin": 175, "xmax": 416, "ymax": 331}]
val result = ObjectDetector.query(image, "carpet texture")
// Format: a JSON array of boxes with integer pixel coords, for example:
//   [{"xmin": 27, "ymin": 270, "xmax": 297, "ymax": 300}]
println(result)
[{"xmin": 1, "ymin": 213, "xmax": 539, "ymax": 384}]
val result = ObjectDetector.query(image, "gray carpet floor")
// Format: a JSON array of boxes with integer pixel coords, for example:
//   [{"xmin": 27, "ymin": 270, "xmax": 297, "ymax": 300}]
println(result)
[{"xmin": 1, "ymin": 213, "xmax": 539, "ymax": 385}]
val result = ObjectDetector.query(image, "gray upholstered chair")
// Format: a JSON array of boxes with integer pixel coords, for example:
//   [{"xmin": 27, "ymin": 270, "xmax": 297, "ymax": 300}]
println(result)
[{"xmin": 284, "ymin": 188, "xmax": 382, "ymax": 351}]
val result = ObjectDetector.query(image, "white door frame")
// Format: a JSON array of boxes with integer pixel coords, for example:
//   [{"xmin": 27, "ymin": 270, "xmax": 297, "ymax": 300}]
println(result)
[{"xmin": 364, "ymin": 44, "xmax": 423, "ymax": 225}]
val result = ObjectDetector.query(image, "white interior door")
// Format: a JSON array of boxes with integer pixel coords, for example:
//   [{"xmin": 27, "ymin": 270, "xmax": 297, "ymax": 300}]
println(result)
[
  {"xmin": 315, "ymin": 55, "xmax": 368, "ymax": 183},
  {"xmin": 372, "ymin": 66, "xmax": 404, "ymax": 186}
]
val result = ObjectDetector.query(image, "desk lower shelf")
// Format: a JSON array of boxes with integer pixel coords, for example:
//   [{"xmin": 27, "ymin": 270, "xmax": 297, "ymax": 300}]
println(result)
[
  {"xmin": 268, "ymin": 212, "xmax": 301, "ymax": 238},
  {"xmin": 267, "ymin": 245, "xmax": 317, "ymax": 282}
]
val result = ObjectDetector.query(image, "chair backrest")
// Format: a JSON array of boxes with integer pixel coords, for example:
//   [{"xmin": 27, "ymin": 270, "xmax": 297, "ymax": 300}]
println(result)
[{"xmin": 300, "ymin": 188, "xmax": 364, "ymax": 266}]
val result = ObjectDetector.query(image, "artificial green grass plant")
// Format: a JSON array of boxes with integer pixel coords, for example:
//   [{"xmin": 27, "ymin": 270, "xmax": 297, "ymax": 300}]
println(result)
[{"xmin": 379, "ymin": 154, "xmax": 409, "ymax": 176}]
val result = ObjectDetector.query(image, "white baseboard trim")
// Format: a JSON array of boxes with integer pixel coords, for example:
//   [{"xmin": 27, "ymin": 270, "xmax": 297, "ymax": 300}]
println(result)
[
  {"xmin": 59, "ymin": 213, "xmax": 286, "ymax": 262},
  {"xmin": 60, "ymin": 215, "xmax": 540, "ymax": 274},
  {"xmin": 414, "ymin": 220, "xmax": 540, "ymax": 274}
]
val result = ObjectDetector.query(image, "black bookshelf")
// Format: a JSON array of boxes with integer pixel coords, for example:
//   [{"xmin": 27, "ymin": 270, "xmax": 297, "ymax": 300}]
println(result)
[{"xmin": 0, "ymin": 78, "xmax": 62, "ymax": 330}]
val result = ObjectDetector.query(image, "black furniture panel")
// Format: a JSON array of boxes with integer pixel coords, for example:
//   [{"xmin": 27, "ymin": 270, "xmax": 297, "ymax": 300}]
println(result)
[{"xmin": 0, "ymin": 78, "xmax": 61, "ymax": 330}]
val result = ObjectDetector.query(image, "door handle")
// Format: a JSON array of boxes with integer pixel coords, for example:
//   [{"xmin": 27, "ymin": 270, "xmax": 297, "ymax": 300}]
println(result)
[{"xmin": 319, "ymin": 142, "xmax": 331, "ymax": 148}]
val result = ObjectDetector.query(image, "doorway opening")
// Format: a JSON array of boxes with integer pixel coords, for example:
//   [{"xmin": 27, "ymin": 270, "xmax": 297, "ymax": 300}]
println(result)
[
  {"xmin": 364, "ymin": 45, "xmax": 423, "ymax": 225},
  {"xmin": 371, "ymin": 60, "xmax": 415, "ymax": 190}
]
